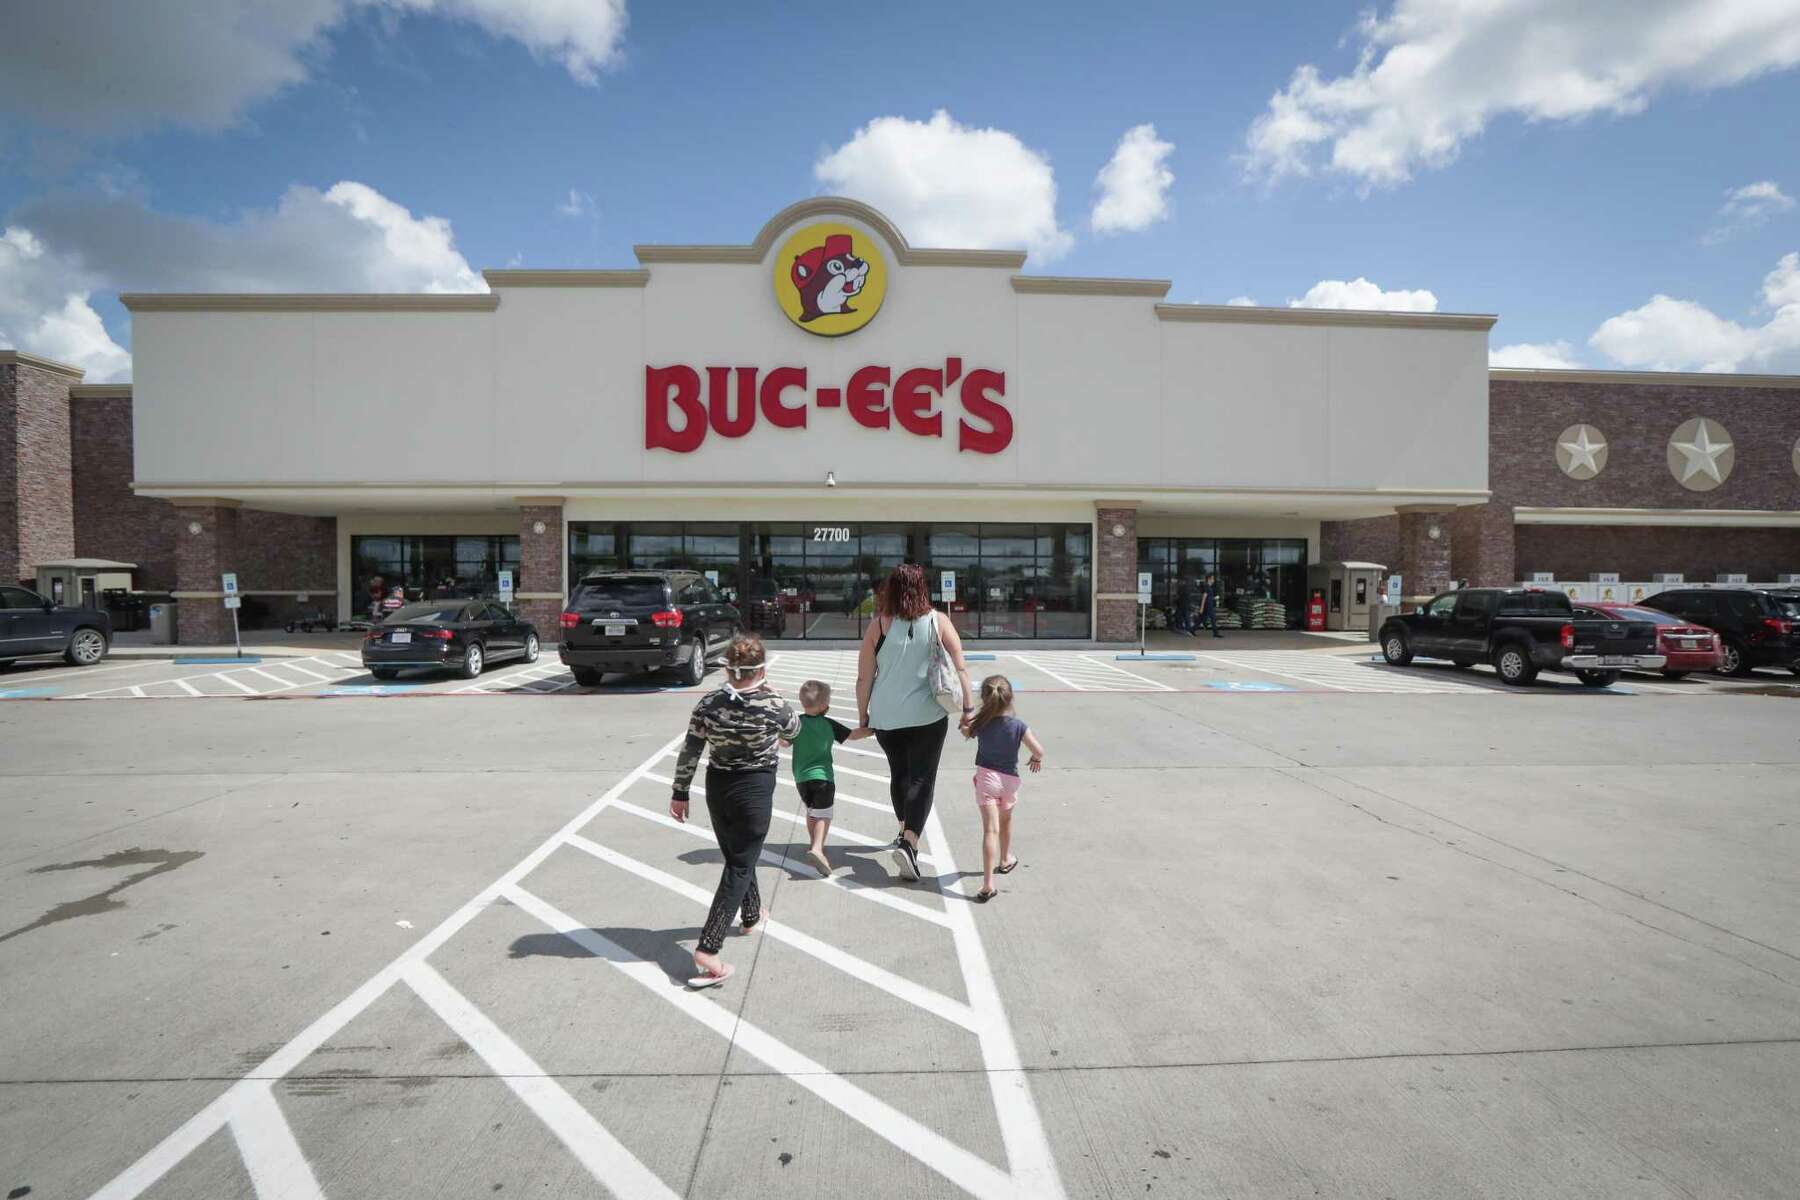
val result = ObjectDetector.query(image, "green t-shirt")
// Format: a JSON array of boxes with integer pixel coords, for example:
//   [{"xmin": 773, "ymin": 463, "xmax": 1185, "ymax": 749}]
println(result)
[{"xmin": 790, "ymin": 714, "xmax": 852, "ymax": 782}]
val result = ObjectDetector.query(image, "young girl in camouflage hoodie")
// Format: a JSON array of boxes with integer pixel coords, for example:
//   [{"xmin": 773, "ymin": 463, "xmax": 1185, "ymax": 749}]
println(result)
[{"xmin": 669, "ymin": 634, "xmax": 800, "ymax": 987}]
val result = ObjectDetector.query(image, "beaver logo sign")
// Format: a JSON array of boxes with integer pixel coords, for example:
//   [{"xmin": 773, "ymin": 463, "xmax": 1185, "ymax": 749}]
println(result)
[{"xmin": 773, "ymin": 222, "xmax": 886, "ymax": 336}]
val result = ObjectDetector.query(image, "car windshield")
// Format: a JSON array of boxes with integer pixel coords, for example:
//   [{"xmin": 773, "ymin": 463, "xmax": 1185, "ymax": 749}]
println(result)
[
  {"xmin": 1773, "ymin": 595, "xmax": 1800, "ymax": 619},
  {"xmin": 1499, "ymin": 591, "xmax": 1570, "ymax": 614},
  {"xmin": 384, "ymin": 603, "xmax": 469, "ymax": 625},
  {"xmin": 571, "ymin": 577, "xmax": 668, "ymax": 609}
]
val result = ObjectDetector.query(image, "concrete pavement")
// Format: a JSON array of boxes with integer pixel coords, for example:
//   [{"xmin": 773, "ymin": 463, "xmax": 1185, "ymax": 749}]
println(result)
[{"xmin": 1, "ymin": 685, "xmax": 1797, "ymax": 1197}]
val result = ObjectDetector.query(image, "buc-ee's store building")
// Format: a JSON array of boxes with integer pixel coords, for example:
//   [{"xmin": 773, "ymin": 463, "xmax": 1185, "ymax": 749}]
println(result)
[{"xmin": 5, "ymin": 198, "xmax": 1798, "ymax": 644}]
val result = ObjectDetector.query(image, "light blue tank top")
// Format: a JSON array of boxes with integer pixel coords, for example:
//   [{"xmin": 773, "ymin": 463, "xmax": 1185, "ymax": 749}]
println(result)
[{"xmin": 869, "ymin": 612, "xmax": 946, "ymax": 730}]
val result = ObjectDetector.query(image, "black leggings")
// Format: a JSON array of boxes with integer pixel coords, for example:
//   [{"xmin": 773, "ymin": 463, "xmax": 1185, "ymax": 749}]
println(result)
[
  {"xmin": 699, "ymin": 766, "xmax": 774, "ymax": 954},
  {"xmin": 874, "ymin": 717, "xmax": 950, "ymax": 839}
]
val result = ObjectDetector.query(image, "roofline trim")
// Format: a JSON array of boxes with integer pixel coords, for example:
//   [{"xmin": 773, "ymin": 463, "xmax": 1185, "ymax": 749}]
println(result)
[
  {"xmin": 0, "ymin": 349, "xmax": 85, "ymax": 379},
  {"xmin": 1012, "ymin": 275, "xmax": 1172, "ymax": 298},
  {"xmin": 1155, "ymin": 304, "xmax": 1497, "ymax": 331},
  {"xmin": 69, "ymin": 384, "xmax": 132, "ymax": 399},
  {"xmin": 481, "ymin": 270, "xmax": 649, "ymax": 288},
  {"xmin": 118, "ymin": 293, "xmax": 499, "ymax": 312},
  {"xmin": 1491, "ymin": 367, "xmax": 1800, "ymax": 389}
]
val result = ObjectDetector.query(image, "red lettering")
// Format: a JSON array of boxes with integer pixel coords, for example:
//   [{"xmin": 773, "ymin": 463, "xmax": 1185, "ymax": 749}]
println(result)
[
  {"xmin": 847, "ymin": 365, "xmax": 891, "ymax": 429},
  {"xmin": 706, "ymin": 366, "xmax": 758, "ymax": 438},
  {"xmin": 758, "ymin": 366, "xmax": 808, "ymax": 429},
  {"xmin": 958, "ymin": 369, "xmax": 1011, "ymax": 454},
  {"xmin": 893, "ymin": 367, "xmax": 943, "ymax": 438},
  {"xmin": 645, "ymin": 364, "xmax": 705, "ymax": 452}
]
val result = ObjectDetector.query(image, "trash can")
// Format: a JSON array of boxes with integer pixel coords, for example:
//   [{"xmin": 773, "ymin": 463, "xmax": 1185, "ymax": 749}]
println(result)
[{"xmin": 148, "ymin": 602, "xmax": 175, "ymax": 645}]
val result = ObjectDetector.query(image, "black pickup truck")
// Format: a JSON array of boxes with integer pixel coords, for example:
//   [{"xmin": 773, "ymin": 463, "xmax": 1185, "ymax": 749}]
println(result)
[{"xmin": 1378, "ymin": 587, "xmax": 1663, "ymax": 686}]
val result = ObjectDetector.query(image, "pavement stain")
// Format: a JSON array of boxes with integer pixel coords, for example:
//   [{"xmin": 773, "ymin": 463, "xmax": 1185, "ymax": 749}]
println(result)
[{"xmin": 0, "ymin": 848, "xmax": 204, "ymax": 945}]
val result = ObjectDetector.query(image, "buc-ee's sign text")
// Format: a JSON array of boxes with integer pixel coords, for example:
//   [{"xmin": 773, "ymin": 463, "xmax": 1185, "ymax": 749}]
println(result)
[{"xmin": 644, "ymin": 357, "xmax": 1012, "ymax": 454}]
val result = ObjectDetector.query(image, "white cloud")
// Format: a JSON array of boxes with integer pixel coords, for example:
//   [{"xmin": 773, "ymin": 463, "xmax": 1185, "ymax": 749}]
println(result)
[
  {"xmin": 1490, "ymin": 340, "xmax": 1582, "ymax": 369},
  {"xmin": 1588, "ymin": 252, "xmax": 1800, "ymax": 371},
  {"xmin": 813, "ymin": 110, "xmax": 1074, "ymax": 261},
  {"xmin": 0, "ymin": 0, "xmax": 628, "ymax": 135},
  {"xmin": 1244, "ymin": 0, "xmax": 1800, "ymax": 187},
  {"xmin": 1090, "ymin": 124, "xmax": 1174, "ymax": 234},
  {"xmin": 557, "ymin": 188, "xmax": 598, "ymax": 218},
  {"xmin": 1, "ymin": 181, "xmax": 482, "ymax": 380},
  {"xmin": 1703, "ymin": 180, "xmax": 1796, "ymax": 243},
  {"xmin": 1290, "ymin": 277, "xmax": 1437, "ymax": 311},
  {"xmin": 1226, "ymin": 296, "xmax": 1258, "ymax": 306}
]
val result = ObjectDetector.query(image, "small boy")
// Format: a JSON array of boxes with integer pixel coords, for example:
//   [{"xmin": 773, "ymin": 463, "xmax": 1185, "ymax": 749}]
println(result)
[{"xmin": 787, "ymin": 680, "xmax": 869, "ymax": 875}]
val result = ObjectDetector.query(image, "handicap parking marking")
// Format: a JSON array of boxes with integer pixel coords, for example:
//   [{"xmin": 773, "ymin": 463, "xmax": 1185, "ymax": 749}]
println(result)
[
  {"xmin": 0, "ymin": 686, "xmax": 61, "ymax": 699},
  {"xmin": 1206, "ymin": 679, "xmax": 1294, "ymax": 692},
  {"xmin": 1197, "ymin": 650, "xmax": 1496, "ymax": 694},
  {"xmin": 88, "ymin": 733, "xmax": 1066, "ymax": 1200},
  {"xmin": 1004, "ymin": 651, "xmax": 1175, "ymax": 692},
  {"xmin": 61, "ymin": 653, "xmax": 363, "ymax": 699}
]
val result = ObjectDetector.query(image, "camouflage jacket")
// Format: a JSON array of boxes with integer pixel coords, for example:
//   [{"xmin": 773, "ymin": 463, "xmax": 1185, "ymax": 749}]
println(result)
[{"xmin": 671, "ymin": 682, "xmax": 801, "ymax": 797}]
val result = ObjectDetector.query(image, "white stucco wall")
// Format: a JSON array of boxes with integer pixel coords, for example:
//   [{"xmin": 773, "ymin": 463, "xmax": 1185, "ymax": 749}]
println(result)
[{"xmin": 129, "ymin": 208, "xmax": 1490, "ymax": 506}]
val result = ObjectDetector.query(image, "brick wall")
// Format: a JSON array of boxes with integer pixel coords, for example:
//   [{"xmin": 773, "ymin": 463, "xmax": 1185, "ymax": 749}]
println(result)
[
  {"xmin": 1319, "ymin": 515, "xmax": 1399, "ymax": 568},
  {"xmin": 2, "ymin": 359, "xmax": 77, "ymax": 585},
  {"xmin": 71, "ymin": 392, "xmax": 179, "ymax": 590},
  {"xmin": 1516, "ymin": 524, "xmax": 1798, "ymax": 582},
  {"xmin": 517, "ymin": 504, "xmax": 565, "ymax": 642}
]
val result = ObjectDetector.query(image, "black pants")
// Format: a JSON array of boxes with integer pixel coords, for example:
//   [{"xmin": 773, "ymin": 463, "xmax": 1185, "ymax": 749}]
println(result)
[
  {"xmin": 699, "ymin": 766, "xmax": 774, "ymax": 954},
  {"xmin": 874, "ymin": 716, "xmax": 950, "ymax": 839}
]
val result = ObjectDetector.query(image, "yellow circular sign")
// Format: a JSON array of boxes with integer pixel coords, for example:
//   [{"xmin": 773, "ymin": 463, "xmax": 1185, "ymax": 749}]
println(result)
[{"xmin": 772, "ymin": 222, "xmax": 886, "ymax": 336}]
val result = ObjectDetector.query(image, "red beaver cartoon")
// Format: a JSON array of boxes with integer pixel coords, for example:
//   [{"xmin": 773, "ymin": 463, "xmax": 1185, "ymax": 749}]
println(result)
[{"xmin": 789, "ymin": 233, "xmax": 870, "ymax": 322}]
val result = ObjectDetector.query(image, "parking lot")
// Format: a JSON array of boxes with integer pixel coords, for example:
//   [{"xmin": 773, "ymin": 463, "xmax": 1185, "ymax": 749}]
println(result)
[{"xmin": 2, "ymin": 645, "xmax": 1798, "ymax": 1199}]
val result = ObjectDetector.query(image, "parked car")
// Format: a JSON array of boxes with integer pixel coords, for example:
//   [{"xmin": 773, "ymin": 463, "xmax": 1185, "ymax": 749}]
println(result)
[
  {"xmin": 740, "ymin": 577, "xmax": 788, "ymax": 637},
  {"xmin": 0, "ymin": 585, "xmax": 111, "ymax": 667},
  {"xmin": 559, "ymin": 570, "xmax": 740, "ymax": 687},
  {"xmin": 1378, "ymin": 587, "xmax": 1663, "ymax": 686},
  {"xmin": 361, "ymin": 600, "xmax": 539, "ymax": 680},
  {"xmin": 1639, "ymin": 588, "xmax": 1800, "ymax": 677},
  {"xmin": 1572, "ymin": 603, "xmax": 1722, "ymax": 679}
]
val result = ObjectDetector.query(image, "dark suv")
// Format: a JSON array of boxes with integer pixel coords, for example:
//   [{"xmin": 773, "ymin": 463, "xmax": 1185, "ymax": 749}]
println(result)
[
  {"xmin": 1640, "ymin": 588, "xmax": 1800, "ymax": 676},
  {"xmin": 0, "ymin": 585, "xmax": 112, "ymax": 667},
  {"xmin": 558, "ymin": 571, "xmax": 741, "ymax": 687}
]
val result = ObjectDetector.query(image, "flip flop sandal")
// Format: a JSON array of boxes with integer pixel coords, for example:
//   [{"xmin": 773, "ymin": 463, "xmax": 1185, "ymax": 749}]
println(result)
[
  {"xmin": 804, "ymin": 849, "xmax": 831, "ymax": 876},
  {"xmin": 997, "ymin": 859, "xmax": 1020, "ymax": 875},
  {"xmin": 687, "ymin": 964, "xmax": 735, "ymax": 989},
  {"xmin": 974, "ymin": 887, "xmax": 997, "ymax": 903}
]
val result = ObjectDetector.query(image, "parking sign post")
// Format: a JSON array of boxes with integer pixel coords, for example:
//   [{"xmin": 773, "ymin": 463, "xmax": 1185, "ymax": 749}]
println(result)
[
  {"xmin": 498, "ymin": 569, "xmax": 514, "ymax": 613},
  {"xmin": 221, "ymin": 572, "xmax": 242, "ymax": 658},
  {"xmin": 1137, "ymin": 571, "xmax": 1153, "ymax": 655}
]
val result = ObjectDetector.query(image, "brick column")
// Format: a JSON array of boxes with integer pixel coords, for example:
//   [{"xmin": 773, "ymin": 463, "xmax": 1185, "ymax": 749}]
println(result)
[
  {"xmin": 172, "ymin": 499, "xmax": 240, "ymax": 644},
  {"xmin": 1448, "ymin": 502, "xmax": 1516, "ymax": 587},
  {"xmin": 1395, "ymin": 506, "xmax": 1454, "ymax": 600},
  {"xmin": 1093, "ymin": 502, "xmax": 1139, "ymax": 642},
  {"xmin": 516, "ymin": 498, "xmax": 566, "ymax": 643},
  {"xmin": 2, "ymin": 351, "xmax": 80, "ymax": 587}
]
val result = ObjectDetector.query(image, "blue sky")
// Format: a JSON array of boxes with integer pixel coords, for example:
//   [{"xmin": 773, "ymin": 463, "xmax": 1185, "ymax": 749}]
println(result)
[{"xmin": 3, "ymin": 0, "xmax": 1799, "ymax": 381}]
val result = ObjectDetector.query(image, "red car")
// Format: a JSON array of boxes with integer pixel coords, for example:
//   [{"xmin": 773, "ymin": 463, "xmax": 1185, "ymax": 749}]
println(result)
[{"xmin": 1577, "ymin": 603, "xmax": 1723, "ymax": 678}]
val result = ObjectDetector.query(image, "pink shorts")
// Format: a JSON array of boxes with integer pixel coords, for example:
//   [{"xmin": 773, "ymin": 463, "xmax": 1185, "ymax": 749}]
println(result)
[{"xmin": 972, "ymin": 767, "xmax": 1020, "ymax": 810}]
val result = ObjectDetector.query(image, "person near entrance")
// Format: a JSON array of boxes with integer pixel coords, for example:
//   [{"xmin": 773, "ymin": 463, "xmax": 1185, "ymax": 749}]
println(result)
[
  {"xmin": 856, "ymin": 563, "xmax": 974, "ymax": 881},
  {"xmin": 1199, "ymin": 573, "xmax": 1223, "ymax": 638},
  {"xmin": 1174, "ymin": 576, "xmax": 1196, "ymax": 636},
  {"xmin": 669, "ymin": 633, "xmax": 800, "ymax": 988}
]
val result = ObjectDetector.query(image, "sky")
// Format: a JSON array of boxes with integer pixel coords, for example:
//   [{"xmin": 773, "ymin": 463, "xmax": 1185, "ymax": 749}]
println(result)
[{"xmin": 3, "ymin": 0, "xmax": 1799, "ymax": 383}]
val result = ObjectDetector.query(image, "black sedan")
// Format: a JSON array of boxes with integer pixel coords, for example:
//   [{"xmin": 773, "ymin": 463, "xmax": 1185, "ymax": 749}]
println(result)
[
  {"xmin": 361, "ymin": 600, "xmax": 539, "ymax": 680},
  {"xmin": 0, "ymin": 585, "xmax": 111, "ymax": 668}
]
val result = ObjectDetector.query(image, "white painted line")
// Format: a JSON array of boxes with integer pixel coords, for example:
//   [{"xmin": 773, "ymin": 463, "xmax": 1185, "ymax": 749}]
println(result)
[
  {"xmin": 0, "ymin": 658, "xmax": 170, "ymax": 686},
  {"xmin": 215, "ymin": 671, "xmax": 260, "ymax": 695},
  {"xmin": 924, "ymin": 806, "xmax": 1067, "ymax": 1199},
  {"xmin": 1076, "ymin": 654, "xmax": 1174, "ymax": 691},
  {"xmin": 226, "ymin": 1085, "xmax": 325, "ymax": 1200},
  {"xmin": 607, "ymin": 797, "xmax": 954, "ymax": 929},
  {"xmin": 277, "ymin": 661, "xmax": 333, "ymax": 683},
  {"xmin": 1191, "ymin": 652, "xmax": 1355, "ymax": 692},
  {"xmin": 86, "ymin": 733, "xmax": 688, "ymax": 1200},
  {"xmin": 171, "ymin": 678, "xmax": 203, "ymax": 697},
  {"xmin": 246, "ymin": 667, "xmax": 293, "ymax": 690},
  {"xmin": 403, "ymin": 962, "xmax": 680, "ymax": 1199},
  {"xmin": 505, "ymin": 884, "xmax": 1021, "ymax": 1200},
  {"xmin": 776, "ymin": 748, "xmax": 891, "ymax": 784},
  {"xmin": 564, "ymin": 834, "xmax": 977, "ymax": 1031},
  {"xmin": 128, "ymin": 685, "xmax": 145, "ymax": 698},
  {"xmin": 1004, "ymin": 654, "xmax": 1087, "ymax": 691},
  {"xmin": 643, "ymin": 773, "xmax": 935, "ymax": 864}
]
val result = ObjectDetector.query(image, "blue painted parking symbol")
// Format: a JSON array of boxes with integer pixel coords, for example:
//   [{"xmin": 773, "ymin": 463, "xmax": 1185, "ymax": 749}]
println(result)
[
  {"xmin": 1206, "ymin": 680, "xmax": 1292, "ymax": 692},
  {"xmin": 0, "ymin": 687, "xmax": 59, "ymax": 699}
]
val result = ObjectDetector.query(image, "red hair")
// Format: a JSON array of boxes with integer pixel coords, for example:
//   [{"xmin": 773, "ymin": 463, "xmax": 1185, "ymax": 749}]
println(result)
[{"xmin": 877, "ymin": 563, "xmax": 932, "ymax": 620}]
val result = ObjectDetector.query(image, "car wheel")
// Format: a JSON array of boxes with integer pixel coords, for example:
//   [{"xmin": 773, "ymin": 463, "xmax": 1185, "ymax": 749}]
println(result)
[
  {"xmin": 64, "ymin": 627, "xmax": 107, "ymax": 666},
  {"xmin": 1576, "ymin": 669, "xmax": 1620, "ymax": 688},
  {"xmin": 371, "ymin": 668, "xmax": 399, "ymax": 681},
  {"xmin": 1717, "ymin": 641, "xmax": 1751, "ymax": 676},
  {"xmin": 460, "ymin": 641, "xmax": 485, "ymax": 680},
  {"xmin": 571, "ymin": 666, "xmax": 603, "ymax": 687},
  {"xmin": 523, "ymin": 633, "xmax": 540, "ymax": 664},
  {"xmin": 1493, "ymin": 644, "xmax": 1537, "ymax": 685},
  {"xmin": 680, "ymin": 636, "xmax": 707, "ymax": 686},
  {"xmin": 1381, "ymin": 631, "xmax": 1413, "ymax": 666},
  {"xmin": 1660, "ymin": 670, "xmax": 1689, "ymax": 680}
]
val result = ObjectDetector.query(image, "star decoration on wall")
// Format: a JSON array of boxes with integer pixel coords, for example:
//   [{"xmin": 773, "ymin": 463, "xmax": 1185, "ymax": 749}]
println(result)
[
  {"xmin": 1555, "ymin": 424, "xmax": 1607, "ymax": 478},
  {"xmin": 1666, "ymin": 418, "xmax": 1735, "ymax": 491}
]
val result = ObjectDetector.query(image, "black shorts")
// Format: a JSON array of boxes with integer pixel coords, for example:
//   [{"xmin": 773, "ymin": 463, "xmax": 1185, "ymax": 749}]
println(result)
[{"xmin": 796, "ymin": 778, "xmax": 835, "ymax": 817}]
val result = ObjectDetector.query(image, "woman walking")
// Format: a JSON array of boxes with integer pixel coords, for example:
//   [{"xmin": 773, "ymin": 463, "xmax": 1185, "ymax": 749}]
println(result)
[
  {"xmin": 669, "ymin": 634, "xmax": 799, "ymax": 987},
  {"xmin": 855, "ymin": 564, "xmax": 974, "ymax": 880}
]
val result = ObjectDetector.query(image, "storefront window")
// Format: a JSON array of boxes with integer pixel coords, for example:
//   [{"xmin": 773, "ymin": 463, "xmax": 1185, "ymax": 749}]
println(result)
[
  {"xmin": 1137, "ymin": 537, "xmax": 1310, "ymax": 629},
  {"xmin": 566, "ymin": 521, "xmax": 1093, "ymax": 638},
  {"xmin": 351, "ymin": 534, "xmax": 520, "ymax": 618}
]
